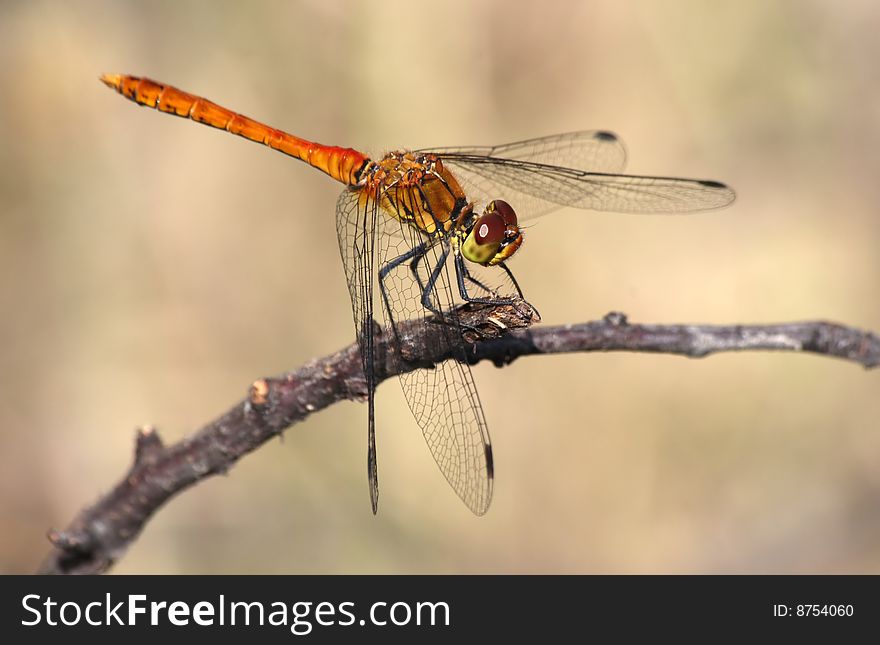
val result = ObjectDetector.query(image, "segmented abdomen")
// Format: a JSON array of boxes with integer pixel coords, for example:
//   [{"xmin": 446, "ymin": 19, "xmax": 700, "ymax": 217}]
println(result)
[{"xmin": 100, "ymin": 74, "xmax": 368, "ymax": 186}]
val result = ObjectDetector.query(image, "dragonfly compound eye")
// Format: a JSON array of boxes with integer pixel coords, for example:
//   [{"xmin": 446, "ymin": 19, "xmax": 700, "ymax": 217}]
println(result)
[
  {"xmin": 488, "ymin": 199, "xmax": 518, "ymax": 226},
  {"xmin": 473, "ymin": 212, "xmax": 506, "ymax": 245}
]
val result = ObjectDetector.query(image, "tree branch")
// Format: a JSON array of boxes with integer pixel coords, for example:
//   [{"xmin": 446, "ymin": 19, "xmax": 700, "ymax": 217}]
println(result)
[{"xmin": 38, "ymin": 305, "xmax": 879, "ymax": 574}]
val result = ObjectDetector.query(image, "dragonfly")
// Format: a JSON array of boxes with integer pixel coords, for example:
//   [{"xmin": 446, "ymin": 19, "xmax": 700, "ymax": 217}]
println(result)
[{"xmin": 100, "ymin": 74, "xmax": 735, "ymax": 516}]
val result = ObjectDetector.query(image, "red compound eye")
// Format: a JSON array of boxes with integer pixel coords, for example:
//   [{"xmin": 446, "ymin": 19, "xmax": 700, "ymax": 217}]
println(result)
[
  {"xmin": 474, "ymin": 212, "xmax": 505, "ymax": 245},
  {"xmin": 490, "ymin": 199, "xmax": 518, "ymax": 226}
]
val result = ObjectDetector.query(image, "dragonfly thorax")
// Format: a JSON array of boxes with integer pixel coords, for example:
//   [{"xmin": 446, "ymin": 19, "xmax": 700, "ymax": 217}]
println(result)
[
  {"xmin": 362, "ymin": 152, "xmax": 524, "ymax": 265},
  {"xmin": 362, "ymin": 151, "xmax": 468, "ymax": 238}
]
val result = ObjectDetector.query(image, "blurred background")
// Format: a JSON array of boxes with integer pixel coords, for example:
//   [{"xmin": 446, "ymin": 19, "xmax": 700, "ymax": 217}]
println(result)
[{"xmin": 1, "ymin": 0, "xmax": 878, "ymax": 574}]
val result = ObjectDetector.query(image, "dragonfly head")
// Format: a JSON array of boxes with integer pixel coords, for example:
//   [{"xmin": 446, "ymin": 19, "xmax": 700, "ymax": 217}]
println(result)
[{"xmin": 461, "ymin": 200, "xmax": 523, "ymax": 266}]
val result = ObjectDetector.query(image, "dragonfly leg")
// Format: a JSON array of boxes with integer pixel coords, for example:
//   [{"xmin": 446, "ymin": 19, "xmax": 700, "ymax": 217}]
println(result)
[
  {"xmin": 418, "ymin": 244, "xmax": 451, "ymax": 318},
  {"xmin": 408, "ymin": 249, "xmax": 429, "ymax": 296},
  {"xmin": 453, "ymin": 256, "xmax": 540, "ymax": 330},
  {"xmin": 454, "ymin": 254, "xmax": 516, "ymax": 305},
  {"xmin": 378, "ymin": 241, "xmax": 434, "ymax": 325},
  {"xmin": 498, "ymin": 261, "xmax": 541, "ymax": 317},
  {"xmin": 499, "ymin": 261, "xmax": 526, "ymax": 300},
  {"xmin": 461, "ymin": 271, "xmax": 496, "ymax": 298}
]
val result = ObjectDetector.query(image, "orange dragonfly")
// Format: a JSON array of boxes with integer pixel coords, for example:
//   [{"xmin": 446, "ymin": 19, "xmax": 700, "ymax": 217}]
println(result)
[{"xmin": 100, "ymin": 74, "xmax": 735, "ymax": 516}]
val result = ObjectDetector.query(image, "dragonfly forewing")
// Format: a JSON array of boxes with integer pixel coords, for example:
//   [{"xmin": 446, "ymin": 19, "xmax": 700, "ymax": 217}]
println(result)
[
  {"xmin": 423, "ymin": 130, "xmax": 628, "ymax": 174},
  {"xmin": 422, "ymin": 130, "xmax": 628, "ymax": 221},
  {"xmin": 423, "ymin": 131, "xmax": 733, "ymax": 219},
  {"xmin": 441, "ymin": 156, "xmax": 735, "ymax": 218}
]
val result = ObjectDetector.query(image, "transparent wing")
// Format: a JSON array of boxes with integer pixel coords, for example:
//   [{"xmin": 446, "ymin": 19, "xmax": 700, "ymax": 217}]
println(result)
[
  {"xmin": 336, "ymin": 188, "xmax": 494, "ymax": 515},
  {"xmin": 420, "ymin": 131, "xmax": 734, "ymax": 220},
  {"xmin": 442, "ymin": 156, "xmax": 734, "ymax": 220},
  {"xmin": 336, "ymin": 188, "xmax": 385, "ymax": 513},
  {"xmin": 423, "ymin": 130, "xmax": 628, "ymax": 174},
  {"xmin": 420, "ymin": 131, "xmax": 628, "ymax": 221}
]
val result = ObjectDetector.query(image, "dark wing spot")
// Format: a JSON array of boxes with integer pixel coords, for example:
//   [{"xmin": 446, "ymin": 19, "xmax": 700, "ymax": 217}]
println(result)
[
  {"xmin": 698, "ymin": 179, "xmax": 728, "ymax": 189},
  {"xmin": 485, "ymin": 443, "xmax": 494, "ymax": 480},
  {"xmin": 594, "ymin": 131, "xmax": 618, "ymax": 141}
]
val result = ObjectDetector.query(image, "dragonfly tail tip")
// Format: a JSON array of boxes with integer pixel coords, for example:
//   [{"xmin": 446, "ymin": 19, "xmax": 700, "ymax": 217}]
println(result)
[{"xmin": 99, "ymin": 73, "xmax": 122, "ymax": 90}]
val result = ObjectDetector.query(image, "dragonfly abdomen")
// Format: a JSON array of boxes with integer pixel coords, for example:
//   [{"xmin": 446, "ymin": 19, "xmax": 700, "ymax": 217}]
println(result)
[{"xmin": 100, "ymin": 74, "xmax": 368, "ymax": 186}]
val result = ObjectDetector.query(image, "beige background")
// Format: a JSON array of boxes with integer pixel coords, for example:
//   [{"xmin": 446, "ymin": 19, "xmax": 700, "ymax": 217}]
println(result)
[{"xmin": 2, "ymin": 0, "xmax": 878, "ymax": 573}]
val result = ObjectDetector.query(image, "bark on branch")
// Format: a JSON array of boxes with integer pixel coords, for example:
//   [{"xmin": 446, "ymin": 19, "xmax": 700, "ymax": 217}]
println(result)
[{"xmin": 38, "ymin": 304, "xmax": 880, "ymax": 574}]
